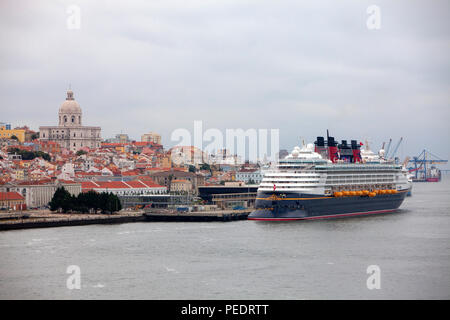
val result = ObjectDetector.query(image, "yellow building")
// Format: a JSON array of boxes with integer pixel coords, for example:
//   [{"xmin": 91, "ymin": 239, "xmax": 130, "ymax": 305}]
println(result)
[
  {"xmin": 141, "ymin": 132, "xmax": 162, "ymax": 144},
  {"xmin": 14, "ymin": 169, "xmax": 26, "ymax": 181},
  {"xmin": 0, "ymin": 125, "xmax": 26, "ymax": 142},
  {"xmin": 159, "ymin": 154, "xmax": 172, "ymax": 168}
]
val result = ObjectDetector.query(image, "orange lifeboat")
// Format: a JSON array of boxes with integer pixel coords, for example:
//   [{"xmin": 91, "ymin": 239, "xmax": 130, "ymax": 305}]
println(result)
[
  {"xmin": 362, "ymin": 190, "xmax": 370, "ymax": 196},
  {"xmin": 356, "ymin": 191, "xmax": 363, "ymax": 196},
  {"xmin": 334, "ymin": 192, "xmax": 342, "ymax": 197},
  {"xmin": 380, "ymin": 190, "xmax": 386, "ymax": 195},
  {"xmin": 342, "ymin": 191, "xmax": 350, "ymax": 196},
  {"xmin": 368, "ymin": 192, "xmax": 376, "ymax": 197},
  {"xmin": 350, "ymin": 191, "xmax": 357, "ymax": 196}
]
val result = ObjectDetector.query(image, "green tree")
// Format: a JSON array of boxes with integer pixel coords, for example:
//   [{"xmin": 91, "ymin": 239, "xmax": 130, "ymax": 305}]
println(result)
[
  {"xmin": 7, "ymin": 148, "xmax": 50, "ymax": 161},
  {"xmin": 76, "ymin": 150, "xmax": 87, "ymax": 156},
  {"xmin": 49, "ymin": 188, "xmax": 121, "ymax": 214},
  {"xmin": 98, "ymin": 192, "xmax": 110, "ymax": 214},
  {"xmin": 188, "ymin": 165, "xmax": 196, "ymax": 173},
  {"xmin": 49, "ymin": 187, "xmax": 72, "ymax": 212},
  {"xmin": 84, "ymin": 190, "xmax": 99, "ymax": 212}
]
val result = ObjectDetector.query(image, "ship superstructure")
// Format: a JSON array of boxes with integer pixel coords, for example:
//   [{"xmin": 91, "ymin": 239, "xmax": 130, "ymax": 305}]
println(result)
[{"xmin": 249, "ymin": 133, "xmax": 410, "ymax": 221}]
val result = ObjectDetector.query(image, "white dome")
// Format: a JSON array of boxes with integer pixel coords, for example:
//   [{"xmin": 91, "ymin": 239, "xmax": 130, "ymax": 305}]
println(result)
[{"xmin": 59, "ymin": 90, "xmax": 81, "ymax": 114}]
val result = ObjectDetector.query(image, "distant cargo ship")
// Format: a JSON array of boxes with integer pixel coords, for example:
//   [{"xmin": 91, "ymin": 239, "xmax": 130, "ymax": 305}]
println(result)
[
  {"xmin": 412, "ymin": 166, "xmax": 442, "ymax": 182},
  {"xmin": 249, "ymin": 133, "xmax": 411, "ymax": 221}
]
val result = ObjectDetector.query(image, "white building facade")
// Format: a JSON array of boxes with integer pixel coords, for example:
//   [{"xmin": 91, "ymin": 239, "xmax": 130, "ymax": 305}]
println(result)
[{"xmin": 39, "ymin": 89, "xmax": 101, "ymax": 152}]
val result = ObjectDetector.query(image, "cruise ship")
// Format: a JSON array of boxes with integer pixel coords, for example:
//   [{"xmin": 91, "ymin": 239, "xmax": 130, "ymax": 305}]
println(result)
[{"xmin": 248, "ymin": 134, "xmax": 411, "ymax": 221}]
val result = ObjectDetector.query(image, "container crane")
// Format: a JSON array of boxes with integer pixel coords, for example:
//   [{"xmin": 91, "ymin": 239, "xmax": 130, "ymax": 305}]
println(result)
[{"xmin": 407, "ymin": 149, "xmax": 448, "ymax": 182}]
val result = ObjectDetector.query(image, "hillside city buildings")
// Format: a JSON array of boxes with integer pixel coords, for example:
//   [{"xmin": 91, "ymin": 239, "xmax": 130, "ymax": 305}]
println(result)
[{"xmin": 1, "ymin": 88, "xmax": 267, "ymax": 211}]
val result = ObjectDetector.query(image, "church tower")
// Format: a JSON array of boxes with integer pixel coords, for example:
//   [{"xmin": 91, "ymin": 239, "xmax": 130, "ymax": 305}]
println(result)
[
  {"xmin": 58, "ymin": 89, "xmax": 82, "ymax": 126},
  {"xmin": 39, "ymin": 88, "xmax": 101, "ymax": 152}
]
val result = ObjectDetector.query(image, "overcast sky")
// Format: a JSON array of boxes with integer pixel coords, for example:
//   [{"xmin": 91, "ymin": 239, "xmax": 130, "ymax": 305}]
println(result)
[{"xmin": 1, "ymin": 0, "xmax": 449, "ymax": 164}]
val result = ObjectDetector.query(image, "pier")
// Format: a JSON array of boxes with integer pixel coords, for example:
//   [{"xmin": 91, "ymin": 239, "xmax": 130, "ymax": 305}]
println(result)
[
  {"xmin": 0, "ymin": 211, "xmax": 145, "ymax": 231},
  {"xmin": 0, "ymin": 209, "xmax": 252, "ymax": 231},
  {"xmin": 143, "ymin": 209, "xmax": 251, "ymax": 222}
]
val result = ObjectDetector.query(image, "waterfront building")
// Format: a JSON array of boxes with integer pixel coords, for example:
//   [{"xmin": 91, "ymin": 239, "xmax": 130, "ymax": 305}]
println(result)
[
  {"xmin": 0, "ymin": 192, "xmax": 26, "ymax": 210},
  {"xmin": 149, "ymin": 169, "xmax": 205, "ymax": 194},
  {"xmin": 170, "ymin": 179, "xmax": 192, "ymax": 193},
  {"xmin": 39, "ymin": 89, "xmax": 101, "ymax": 152},
  {"xmin": 81, "ymin": 180, "xmax": 167, "ymax": 195},
  {"xmin": 0, "ymin": 180, "xmax": 81, "ymax": 209},
  {"xmin": 235, "ymin": 168, "xmax": 263, "ymax": 184}
]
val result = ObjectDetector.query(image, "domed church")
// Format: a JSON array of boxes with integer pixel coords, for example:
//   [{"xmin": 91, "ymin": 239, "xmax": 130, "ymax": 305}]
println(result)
[{"xmin": 39, "ymin": 89, "xmax": 101, "ymax": 152}]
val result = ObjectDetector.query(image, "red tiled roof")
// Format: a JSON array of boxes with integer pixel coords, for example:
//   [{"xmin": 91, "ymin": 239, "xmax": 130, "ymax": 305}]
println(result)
[
  {"xmin": 101, "ymin": 143, "xmax": 125, "ymax": 147},
  {"xmin": 81, "ymin": 181, "xmax": 100, "ymax": 189},
  {"xmin": 0, "ymin": 192, "xmax": 25, "ymax": 201},
  {"xmin": 121, "ymin": 170, "xmax": 140, "ymax": 176},
  {"xmin": 81, "ymin": 180, "xmax": 165, "ymax": 190},
  {"xmin": 131, "ymin": 142, "xmax": 148, "ymax": 146},
  {"xmin": 58, "ymin": 179, "xmax": 77, "ymax": 184}
]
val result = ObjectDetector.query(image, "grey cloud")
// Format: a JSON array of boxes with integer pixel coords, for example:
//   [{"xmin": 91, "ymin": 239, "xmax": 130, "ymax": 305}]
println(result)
[{"xmin": 0, "ymin": 0, "xmax": 449, "ymax": 163}]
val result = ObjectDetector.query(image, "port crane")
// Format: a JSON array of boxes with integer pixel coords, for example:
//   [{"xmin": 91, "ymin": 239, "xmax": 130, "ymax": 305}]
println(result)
[
  {"xmin": 387, "ymin": 137, "xmax": 403, "ymax": 160},
  {"xmin": 407, "ymin": 149, "xmax": 448, "ymax": 181}
]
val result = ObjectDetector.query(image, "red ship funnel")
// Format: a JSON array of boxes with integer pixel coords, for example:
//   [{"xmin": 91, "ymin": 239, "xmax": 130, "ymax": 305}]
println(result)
[
  {"xmin": 315, "ymin": 136, "xmax": 328, "ymax": 159},
  {"xmin": 351, "ymin": 140, "xmax": 362, "ymax": 163},
  {"xmin": 327, "ymin": 136, "xmax": 339, "ymax": 163}
]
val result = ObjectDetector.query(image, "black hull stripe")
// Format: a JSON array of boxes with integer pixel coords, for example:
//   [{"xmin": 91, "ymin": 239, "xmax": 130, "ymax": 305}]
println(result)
[{"xmin": 248, "ymin": 209, "xmax": 397, "ymax": 221}]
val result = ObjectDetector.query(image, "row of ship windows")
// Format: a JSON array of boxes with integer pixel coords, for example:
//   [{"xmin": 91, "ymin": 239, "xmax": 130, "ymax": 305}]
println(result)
[
  {"xmin": 260, "ymin": 186, "xmax": 312, "ymax": 189},
  {"xmin": 264, "ymin": 176, "xmax": 320, "ymax": 179},
  {"xmin": 325, "ymin": 179, "xmax": 394, "ymax": 184},
  {"xmin": 326, "ymin": 177, "xmax": 395, "ymax": 180},
  {"xmin": 327, "ymin": 174, "xmax": 394, "ymax": 178},
  {"xmin": 266, "ymin": 174, "xmax": 395, "ymax": 179},
  {"xmin": 262, "ymin": 180, "xmax": 319, "ymax": 184},
  {"xmin": 262, "ymin": 179, "xmax": 394, "ymax": 186}
]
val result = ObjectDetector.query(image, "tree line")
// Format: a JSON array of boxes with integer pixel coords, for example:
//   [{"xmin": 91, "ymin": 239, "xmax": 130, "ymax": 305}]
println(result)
[
  {"xmin": 49, "ymin": 187, "xmax": 122, "ymax": 214},
  {"xmin": 7, "ymin": 147, "xmax": 50, "ymax": 161}
]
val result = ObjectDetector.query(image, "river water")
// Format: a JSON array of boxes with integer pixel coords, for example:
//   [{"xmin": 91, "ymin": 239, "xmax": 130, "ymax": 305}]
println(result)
[{"xmin": 1, "ymin": 178, "xmax": 449, "ymax": 299}]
